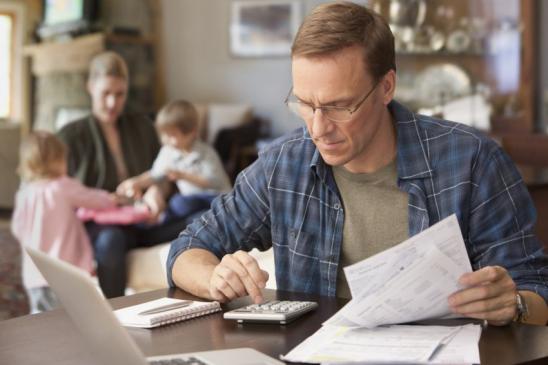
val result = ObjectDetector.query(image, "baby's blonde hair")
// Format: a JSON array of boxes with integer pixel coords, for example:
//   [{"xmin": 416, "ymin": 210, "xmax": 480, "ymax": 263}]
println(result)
[
  {"xmin": 155, "ymin": 100, "xmax": 199, "ymax": 135},
  {"xmin": 18, "ymin": 131, "xmax": 67, "ymax": 181}
]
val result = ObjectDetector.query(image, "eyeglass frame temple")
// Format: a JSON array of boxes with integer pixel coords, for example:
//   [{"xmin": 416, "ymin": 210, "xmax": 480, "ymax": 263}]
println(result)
[{"xmin": 284, "ymin": 80, "xmax": 380, "ymax": 120}]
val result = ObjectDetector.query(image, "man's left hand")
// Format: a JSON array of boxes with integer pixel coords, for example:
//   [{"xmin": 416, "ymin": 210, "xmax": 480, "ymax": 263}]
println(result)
[{"xmin": 448, "ymin": 266, "xmax": 517, "ymax": 326}]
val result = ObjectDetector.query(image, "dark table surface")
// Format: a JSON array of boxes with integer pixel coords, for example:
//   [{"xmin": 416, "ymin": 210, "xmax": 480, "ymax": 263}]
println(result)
[{"xmin": 0, "ymin": 288, "xmax": 547, "ymax": 364}]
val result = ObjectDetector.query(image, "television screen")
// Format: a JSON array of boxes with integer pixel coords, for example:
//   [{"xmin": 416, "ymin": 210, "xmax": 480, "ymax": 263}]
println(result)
[
  {"xmin": 43, "ymin": 0, "xmax": 85, "ymax": 26},
  {"xmin": 38, "ymin": 0, "xmax": 97, "ymax": 39}
]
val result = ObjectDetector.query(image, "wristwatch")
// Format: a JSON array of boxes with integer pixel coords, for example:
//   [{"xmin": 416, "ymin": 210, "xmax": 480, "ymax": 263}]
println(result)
[{"xmin": 513, "ymin": 292, "xmax": 529, "ymax": 323}]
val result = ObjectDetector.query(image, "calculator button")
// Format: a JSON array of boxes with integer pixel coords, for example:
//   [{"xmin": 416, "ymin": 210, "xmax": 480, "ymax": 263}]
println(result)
[{"xmin": 223, "ymin": 300, "xmax": 318, "ymax": 324}]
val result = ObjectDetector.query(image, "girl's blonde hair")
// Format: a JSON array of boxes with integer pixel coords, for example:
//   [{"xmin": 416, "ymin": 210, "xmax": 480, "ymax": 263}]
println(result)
[{"xmin": 18, "ymin": 131, "xmax": 67, "ymax": 181}]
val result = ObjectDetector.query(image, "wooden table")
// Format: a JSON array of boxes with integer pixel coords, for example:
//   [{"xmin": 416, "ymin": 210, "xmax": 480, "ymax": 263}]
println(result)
[{"xmin": 0, "ymin": 288, "xmax": 547, "ymax": 364}]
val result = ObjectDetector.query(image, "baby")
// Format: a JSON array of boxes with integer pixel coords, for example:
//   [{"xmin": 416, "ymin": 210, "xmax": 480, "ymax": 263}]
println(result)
[{"xmin": 117, "ymin": 100, "xmax": 231, "ymax": 223}]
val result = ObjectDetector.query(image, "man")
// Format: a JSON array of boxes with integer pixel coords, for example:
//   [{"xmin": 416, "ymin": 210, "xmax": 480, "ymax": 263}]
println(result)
[
  {"xmin": 168, "ymin": 2, "xmax": 547, "ymax": 325},
  {"xmin": 58, "ymin": 52, "xmax": 187, "ymax": 298}
]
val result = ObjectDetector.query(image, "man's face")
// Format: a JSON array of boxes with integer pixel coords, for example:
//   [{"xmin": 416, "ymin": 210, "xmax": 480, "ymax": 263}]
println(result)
[
  {"xmin": 88, "ymin": 76, "xmax": 128, "ymax": 124},
  {"xmin": 291, "ymin": 45, "xmax": 395, "ymax": 173}
]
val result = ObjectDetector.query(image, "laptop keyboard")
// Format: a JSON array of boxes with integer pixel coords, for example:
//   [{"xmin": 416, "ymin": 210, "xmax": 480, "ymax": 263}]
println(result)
[{"xmin": 149, "ymin": 357, "xmax": 208, "ymax": 365}]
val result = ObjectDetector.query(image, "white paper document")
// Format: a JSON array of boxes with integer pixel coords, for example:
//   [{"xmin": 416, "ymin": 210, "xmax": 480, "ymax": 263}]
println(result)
[
  {"xmin": 325, "ymin": 215, "xmax": 473, "ymax": 328},
  {"xmin": 428, "ymin": 324, "xmax": 482, "ymax": 364},
  {"xmin": 281, "ymin": 323, "xmax": 481, "ymax": 364}
]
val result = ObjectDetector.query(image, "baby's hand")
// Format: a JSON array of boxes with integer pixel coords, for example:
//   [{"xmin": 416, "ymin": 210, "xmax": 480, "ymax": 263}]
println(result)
[{"xmin": 166, "ymin": 169, "xmax": 187, "ymax": 181}]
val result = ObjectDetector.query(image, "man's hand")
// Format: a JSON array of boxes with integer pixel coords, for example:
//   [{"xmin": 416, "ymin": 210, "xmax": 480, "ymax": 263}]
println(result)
[
  {"xmin": 208, "ymin": 250, "xmax": 269, "ymax": 304},
  {"xmin": 448, "ymin": 266, "xmax": 517, "ymax": 326}
]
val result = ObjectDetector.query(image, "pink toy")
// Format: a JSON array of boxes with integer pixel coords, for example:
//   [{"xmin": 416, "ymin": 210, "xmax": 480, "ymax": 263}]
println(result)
[{"xmin": 77, "ymin": 205, "xmax": 151, "ymax": 225}]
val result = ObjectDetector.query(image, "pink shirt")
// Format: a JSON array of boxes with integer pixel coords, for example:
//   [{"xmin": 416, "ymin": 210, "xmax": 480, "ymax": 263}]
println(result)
[{"xmin": 11, "ymin": 176, "xmax": 115, "ymax": 289}]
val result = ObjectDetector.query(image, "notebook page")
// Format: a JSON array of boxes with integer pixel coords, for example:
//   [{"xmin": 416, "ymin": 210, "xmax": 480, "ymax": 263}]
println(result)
[{"xmin": 114, "ymin": 297, "xmax": 221, "ymax": 328}]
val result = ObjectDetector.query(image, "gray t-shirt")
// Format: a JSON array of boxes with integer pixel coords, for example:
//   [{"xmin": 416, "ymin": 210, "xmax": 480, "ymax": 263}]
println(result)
[{"xmin": 333, "ymin": 159, "xmax": 409, "ymax": 298}]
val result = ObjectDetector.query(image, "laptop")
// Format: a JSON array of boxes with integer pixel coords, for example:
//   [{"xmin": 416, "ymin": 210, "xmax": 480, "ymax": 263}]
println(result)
[{"xmin": 26, "ymin": 247, "xmax": 284, "ymax": 365}]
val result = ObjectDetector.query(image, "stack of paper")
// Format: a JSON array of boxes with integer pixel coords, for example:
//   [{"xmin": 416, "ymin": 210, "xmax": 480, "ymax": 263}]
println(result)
[
  {"xmin": 282, "ymin": 323, "xmax": 482, "ymax": 364},
  {"xmin": 283, "ymin": 215, "xmax": 482, "ymax": 364},
  {"xmin": 326, "ymin": 215, "xmax": 473, "ymax": 328}
]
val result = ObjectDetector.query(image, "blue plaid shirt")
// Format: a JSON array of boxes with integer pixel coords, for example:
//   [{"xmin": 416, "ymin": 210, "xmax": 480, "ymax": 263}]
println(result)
[{"xmin": 167, "ymin": 100, "xmax": 548, "ymax": 302}]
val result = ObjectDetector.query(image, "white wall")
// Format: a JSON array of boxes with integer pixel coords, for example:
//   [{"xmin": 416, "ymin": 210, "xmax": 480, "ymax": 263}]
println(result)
[
  {"xmin": 162, "ymin": 0, "xmax": 548, "ymax": 136},
  {"xmin": 161, "ymin": 0, "xmax": 308, "ymax": 137}
]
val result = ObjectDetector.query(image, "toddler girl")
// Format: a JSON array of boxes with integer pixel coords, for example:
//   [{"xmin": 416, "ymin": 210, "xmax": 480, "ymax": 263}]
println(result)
[{"xmin": 11, "ymin": 131, "xmax": 116, "ymax": 313}]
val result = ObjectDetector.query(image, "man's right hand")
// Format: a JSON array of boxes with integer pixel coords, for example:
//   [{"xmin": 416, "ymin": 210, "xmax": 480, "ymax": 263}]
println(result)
[{"xmin": 208, "ymin": 250, "xmax": 269, "ymax": 304}]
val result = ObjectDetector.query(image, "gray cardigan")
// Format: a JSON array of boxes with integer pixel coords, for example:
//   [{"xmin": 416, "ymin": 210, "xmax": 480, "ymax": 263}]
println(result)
[{"xmin": 58, "ymin": 114, "xmax": 160, "ymax": 192}]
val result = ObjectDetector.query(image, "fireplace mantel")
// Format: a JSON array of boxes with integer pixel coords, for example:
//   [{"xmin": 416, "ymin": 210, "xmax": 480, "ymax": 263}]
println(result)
[
  {"xmin": 24, "ymin": 33, "xmax": 154, "ymax": 76},
  {"xmin": 24, "ymin": 33, "xmax": 106, "ymax": 76}
]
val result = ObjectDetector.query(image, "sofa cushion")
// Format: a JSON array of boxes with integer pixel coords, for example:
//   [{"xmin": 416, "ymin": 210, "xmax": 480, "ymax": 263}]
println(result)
[
  {"xmin": 126, "ymin": 244, "xmax": 276, "ymax": 293},
  {"xmin": 206, "ymin": 103, "xmax": 252, "ymax": 144},
  {"xmin": 126, "ymin": 243, "xmax": 170, "ymax": 292}
]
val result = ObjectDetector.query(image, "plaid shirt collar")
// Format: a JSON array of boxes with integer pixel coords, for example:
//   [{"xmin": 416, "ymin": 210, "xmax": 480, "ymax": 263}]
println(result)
[{"xmin": 309, "ymin": 100, "xmax": 434, "ymax": 183}]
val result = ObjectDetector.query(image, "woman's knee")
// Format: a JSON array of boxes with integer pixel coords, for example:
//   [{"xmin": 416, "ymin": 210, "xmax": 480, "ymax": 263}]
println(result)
[{"xmin": 93, "ymin": 227, "xmax": 129, "ymax": 265}]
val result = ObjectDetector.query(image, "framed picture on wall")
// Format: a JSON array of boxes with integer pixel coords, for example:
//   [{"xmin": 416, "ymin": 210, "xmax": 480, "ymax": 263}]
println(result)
[{"xmin": 230, "ymin": 0, "xmax": 301, "ymax": 57}]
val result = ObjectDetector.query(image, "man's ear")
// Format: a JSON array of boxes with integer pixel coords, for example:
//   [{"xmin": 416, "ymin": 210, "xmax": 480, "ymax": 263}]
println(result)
[{"xmin": 381, "ymin": 69, "xmax": 396, "ymax": 106}]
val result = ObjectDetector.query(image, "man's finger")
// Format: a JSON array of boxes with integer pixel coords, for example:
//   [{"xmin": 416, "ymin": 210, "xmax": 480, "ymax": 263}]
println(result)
[
  {"xmin": 458, "ymin": 266, "xmax": 507, "ymax": 287},
  {"xmin": 449, "ymin": 283, "xmax": 504, "ymax": 307},
  {"xmin": 233, "ymin": 251, "xmax": 269, "ymax": 302},
  {"xmin": 210, "ymin": 270, "xmax": 240, "ymax": 301},
  {"xmin": 450, "ymin": 270, "xmax": 516, "ymax": 307},
  {"xmin": 223, "ymin": 253, "xmax": 264, "ymax": 303},
  {"xmin": 450, "ymin": 289, "xmax": 516, "ymax": 315},
  {"xmin": 209, "ymin": 284, "xmax": 229, "ymax": 303},
  {"xmin": 214, "ymin": 264, "xmax": 248, "ymax": 297},
  {"xmin": 233, "ymin": 251, "xmax": 268, "ymax": 287},
  {"xmin": 459, "ymin": 305, "xmax": 517, "ymax": 326}
]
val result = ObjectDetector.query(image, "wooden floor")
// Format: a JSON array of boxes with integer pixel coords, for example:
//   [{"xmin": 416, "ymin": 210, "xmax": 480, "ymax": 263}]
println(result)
[{"xmin": 0, "ymin": 209, "xmax": 30, "ymax": 320}]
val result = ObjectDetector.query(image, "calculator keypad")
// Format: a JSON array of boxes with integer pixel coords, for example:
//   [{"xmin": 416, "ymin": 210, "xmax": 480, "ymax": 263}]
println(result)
[{"xmin": 224, "ymin": 300, "xmax": 318, "ymax": 324}]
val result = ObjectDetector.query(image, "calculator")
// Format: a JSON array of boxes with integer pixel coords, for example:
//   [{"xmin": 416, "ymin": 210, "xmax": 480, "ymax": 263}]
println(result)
[{"xmin": 223, "ymin": 300, "xmax": 318, "ymax": 324}]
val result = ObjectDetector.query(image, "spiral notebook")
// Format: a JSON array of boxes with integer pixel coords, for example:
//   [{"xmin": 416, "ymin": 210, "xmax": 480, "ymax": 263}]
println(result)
[{"xmin": 114, "ymin": 297, "xmax": 221, "ymax": 328}]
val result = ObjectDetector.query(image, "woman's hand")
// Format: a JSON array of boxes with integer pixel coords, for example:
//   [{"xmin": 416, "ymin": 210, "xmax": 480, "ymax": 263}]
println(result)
[
  {"xmin": 116, "ymin": 177, "xmax": 144, "ymax": 199},
  {"xmin": 142, "ymin": 185, "xmax": 167, "ymax": 224},
  {"xmin": 110, "ymin": 193, "xmax": 133, "ymax": 206}
]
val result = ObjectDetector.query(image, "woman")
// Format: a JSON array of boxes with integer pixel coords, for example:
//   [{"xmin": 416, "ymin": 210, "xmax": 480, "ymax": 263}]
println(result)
[{"xmin": 58, "ymin": 51, "xmax": 187, "ymax": 298}]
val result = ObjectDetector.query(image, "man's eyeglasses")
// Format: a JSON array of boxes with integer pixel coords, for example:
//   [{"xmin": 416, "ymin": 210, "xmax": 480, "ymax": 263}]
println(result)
[{"xmin": 284, "ymin": 80, "xmax": 380, "ymax": 123}]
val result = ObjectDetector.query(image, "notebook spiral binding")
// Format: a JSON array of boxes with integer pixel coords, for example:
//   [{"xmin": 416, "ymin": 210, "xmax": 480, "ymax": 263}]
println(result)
[{"xmin": 150, "ymin": 304, "xmax": 222, "ymax": 327}]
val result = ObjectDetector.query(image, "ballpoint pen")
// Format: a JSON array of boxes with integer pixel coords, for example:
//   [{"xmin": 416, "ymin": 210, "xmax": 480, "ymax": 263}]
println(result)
[{"xmin": 138, "ymin": 300, "xmax": 193, "ymax": 316}]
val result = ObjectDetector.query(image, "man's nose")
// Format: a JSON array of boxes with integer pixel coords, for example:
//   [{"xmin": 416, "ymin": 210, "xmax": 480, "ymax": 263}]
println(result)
[{"xmin": 310, "ymin": 109, "xmax": 334, "ymax": 138}]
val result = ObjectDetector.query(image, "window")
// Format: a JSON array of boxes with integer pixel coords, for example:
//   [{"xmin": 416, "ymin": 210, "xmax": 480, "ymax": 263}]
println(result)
[{"xmin": 0, "ymin": 12, "xmax": 13, "ymax": 119}]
